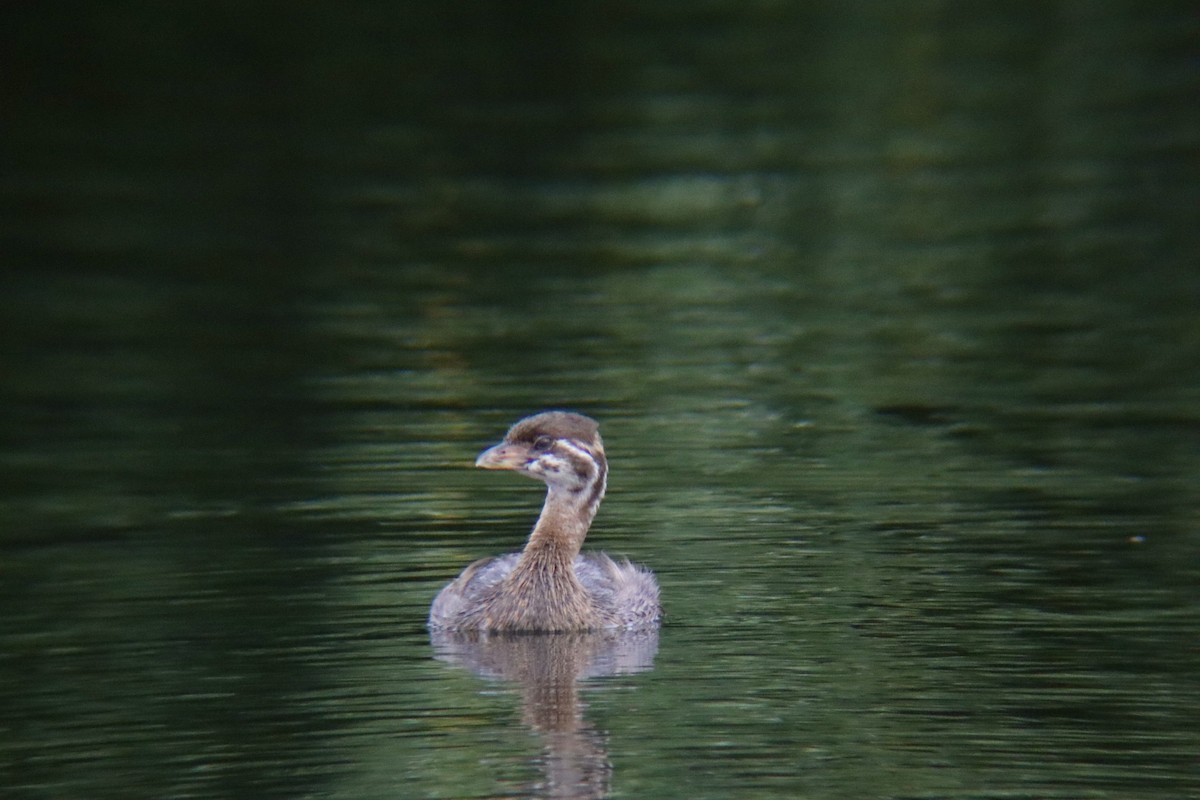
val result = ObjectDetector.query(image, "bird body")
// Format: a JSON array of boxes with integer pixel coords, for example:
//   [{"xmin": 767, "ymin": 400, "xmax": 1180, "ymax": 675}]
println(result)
[{"xmin": 429, "ymin": 412, "xmax": 660, "ymax": 633}]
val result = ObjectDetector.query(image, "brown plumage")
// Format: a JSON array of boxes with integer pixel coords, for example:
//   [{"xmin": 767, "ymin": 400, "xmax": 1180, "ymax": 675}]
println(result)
[{"xmin": 429, "ymin": 411, "xmax": 660, "ymax": 633}]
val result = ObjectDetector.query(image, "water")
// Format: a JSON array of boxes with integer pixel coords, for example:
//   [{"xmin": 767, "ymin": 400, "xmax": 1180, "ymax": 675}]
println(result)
[{"xmin": 3, "ymin": 3, "xmax": 1198, "ymax": 799}]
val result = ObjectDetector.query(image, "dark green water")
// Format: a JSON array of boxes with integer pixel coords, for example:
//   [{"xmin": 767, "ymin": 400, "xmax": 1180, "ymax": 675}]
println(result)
[{"xmin": 3, "ymin": 3, "xmax": 1198, "ymax": 799}]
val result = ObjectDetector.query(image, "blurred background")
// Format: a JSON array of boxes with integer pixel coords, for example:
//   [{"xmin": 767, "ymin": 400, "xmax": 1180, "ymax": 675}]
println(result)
[{"xmin": 2, "ymin": 2, "xmax": 1198, "ymax": 798}]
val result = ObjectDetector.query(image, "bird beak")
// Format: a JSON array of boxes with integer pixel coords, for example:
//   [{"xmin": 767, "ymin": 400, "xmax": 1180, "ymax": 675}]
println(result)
[{"xmin": 475, "ymin": 443, "xmax": 529, "ymax": 470}]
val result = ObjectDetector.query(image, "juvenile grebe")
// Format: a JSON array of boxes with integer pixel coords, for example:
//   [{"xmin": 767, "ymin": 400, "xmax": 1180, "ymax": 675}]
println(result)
[{"xmin": 429, "ymin": 411, "xmax": 660, "ymax": 632}]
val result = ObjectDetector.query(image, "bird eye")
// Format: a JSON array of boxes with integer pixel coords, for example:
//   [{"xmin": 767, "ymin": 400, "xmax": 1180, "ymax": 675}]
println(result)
[{"xmin": 533, "ymin": 435, "xmax": 554, "ymax": 451}]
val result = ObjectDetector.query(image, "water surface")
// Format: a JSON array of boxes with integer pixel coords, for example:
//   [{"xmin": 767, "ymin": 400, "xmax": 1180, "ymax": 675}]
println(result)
[{"xmin": 3, "ymin": 3, "xmax": 1198, "ymax": 799}]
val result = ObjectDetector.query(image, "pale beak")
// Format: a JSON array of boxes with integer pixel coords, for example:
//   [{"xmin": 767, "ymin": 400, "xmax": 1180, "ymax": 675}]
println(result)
[{"xmin": 475, "ymin": 442, "xmax": 530, "ymax": 470}]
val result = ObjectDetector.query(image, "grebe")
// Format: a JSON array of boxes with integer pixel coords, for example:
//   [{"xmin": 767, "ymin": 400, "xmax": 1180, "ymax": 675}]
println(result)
[{"xmin": 429, "ymin": 411, "xmax": 660, "ymax": 632}]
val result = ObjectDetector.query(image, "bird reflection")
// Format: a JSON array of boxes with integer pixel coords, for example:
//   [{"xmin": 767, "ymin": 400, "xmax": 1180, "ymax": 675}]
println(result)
[{"xmin": 430, "ymin": 628, "xmax": 658, "ymax": 799}]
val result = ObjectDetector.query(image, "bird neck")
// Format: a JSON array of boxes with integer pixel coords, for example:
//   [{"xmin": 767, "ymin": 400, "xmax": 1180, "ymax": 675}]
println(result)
[
  {"xmin": 519, "ymin": 484, "xmax": 601, "ymax": 569},
  {"xmin": 503, "ymin": 472, "xmax": 608, "ymax": 631}
]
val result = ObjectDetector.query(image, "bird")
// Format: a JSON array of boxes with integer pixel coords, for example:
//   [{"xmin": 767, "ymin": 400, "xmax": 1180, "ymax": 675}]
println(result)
[{"xmin": 429, "ymin": 411, "xmax": 660, "ymax": 633}]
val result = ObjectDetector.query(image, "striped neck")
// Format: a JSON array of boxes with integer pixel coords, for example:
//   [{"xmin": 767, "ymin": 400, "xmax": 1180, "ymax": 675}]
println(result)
[{"xmin": 520, "ymin": 441, "xmax": 606, "ymax": 564}]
